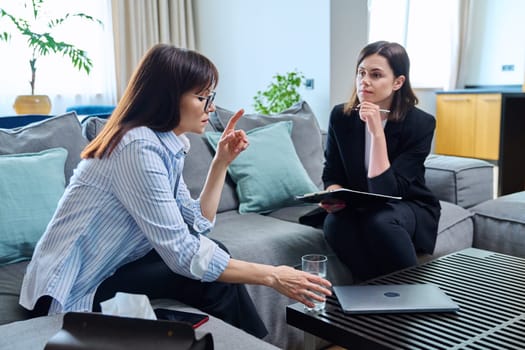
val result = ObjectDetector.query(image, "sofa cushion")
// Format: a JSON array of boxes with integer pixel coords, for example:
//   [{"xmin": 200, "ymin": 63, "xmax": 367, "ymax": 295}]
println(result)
[
  {"xmin": 431, "ymin": 201, "xmax": 474, "ymax": 258},
  {"xmin": 0, "ymin": 112, "xmax": 87, "ymax": 185},
  {"xmin": 424, "ymin": 154, "xmax": 494, "ymax": 209},
  {"xmin": 471, "ymin": 191, "xmax": 525, "ymax": 258},
  {"xmin": 0, "ymin": 148, "xmax": 67, "ymax": 266},
  {"xmin": 206, "ymin": 121, "xmax": 318, "ymax": 214},
  {"xmin": 210, "ymin": 211, "xmax": 332, "ymax": 266},
  {"xmin": 212, "ymin": 101, "xmax": 324, "ymax": 189},
  {"xmin": 0, "ymin": 261, "xmax": 30, "ymax": 325}
]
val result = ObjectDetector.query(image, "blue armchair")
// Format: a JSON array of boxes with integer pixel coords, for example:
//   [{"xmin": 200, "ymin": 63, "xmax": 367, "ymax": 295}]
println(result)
[
  {"xmin": 0, "ymin": 115, "xmax": 53, "ymax": 129},
  {"xmin": 66, "ymin": 105, "xmax": 115, "ymax": 117}
]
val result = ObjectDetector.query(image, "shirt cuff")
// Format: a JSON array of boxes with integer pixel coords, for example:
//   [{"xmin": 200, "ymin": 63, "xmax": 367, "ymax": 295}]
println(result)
[
  {"xmin": 190, "ymin": 235, "xmax": 230, "ymax": 282},
  {"xmin": 191, "ymin": 198, "xmax": 215, "ymax": 235}
]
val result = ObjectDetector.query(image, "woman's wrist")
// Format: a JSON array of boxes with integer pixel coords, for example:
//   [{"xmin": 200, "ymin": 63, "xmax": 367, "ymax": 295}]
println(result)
[
  {"xmin": 210, "ymin": 156, "xmax": 230, "ymax": 171},
  {"xmin": 250, "ymin": 263, "xmax": 278, "ymax": 288},
  {"xmin": 264, "ymin": 265, "xmax": 279, "ymax": 288}
]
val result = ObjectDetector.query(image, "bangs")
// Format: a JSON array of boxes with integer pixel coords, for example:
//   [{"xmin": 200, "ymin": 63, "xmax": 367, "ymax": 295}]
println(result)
[{"xmin": 183, "ymin": 50, "xmax": 219, "ymax": 93}]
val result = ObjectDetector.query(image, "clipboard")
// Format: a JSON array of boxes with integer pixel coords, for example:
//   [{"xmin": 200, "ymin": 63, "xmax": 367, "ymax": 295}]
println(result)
[{"xmin": 295, "ymin": 188, "xmax": 401, "ymax": 205}]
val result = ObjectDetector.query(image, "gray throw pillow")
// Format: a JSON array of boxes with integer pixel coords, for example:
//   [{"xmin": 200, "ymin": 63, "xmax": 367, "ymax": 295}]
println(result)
[
  {"xmin": 81, "ymin": 116, "xmax": 108, "ymax": 141},
  {"xmin": 0, "ymin": 112, "xmax": 87, "ymax": 184},
  {"xmin": 212, "ymin": 100, "xmax": 324, "ymax": 189}
]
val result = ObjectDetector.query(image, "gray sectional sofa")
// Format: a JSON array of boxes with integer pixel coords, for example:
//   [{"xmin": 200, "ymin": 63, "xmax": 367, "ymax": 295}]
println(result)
[{"xmin": 0, "ymin": 101, "xmax": 517, "ymax": 350}]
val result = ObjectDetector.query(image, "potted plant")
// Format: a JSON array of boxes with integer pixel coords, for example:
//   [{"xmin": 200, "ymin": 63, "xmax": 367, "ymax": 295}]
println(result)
[
  {"xmin": 253, "ymin": 70, "xmax": 305, "ymax": 115},
  {"xmin": 0, "ymin": 0, "xmax": 102, "ymax": 114}
]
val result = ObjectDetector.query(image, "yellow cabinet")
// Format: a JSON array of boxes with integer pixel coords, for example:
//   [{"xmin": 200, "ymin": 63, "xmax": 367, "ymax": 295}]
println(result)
[
  {"xmin": 435, "ymin": 93, "xmax": 501, "ymax": 161},
  {"xmin": 474, "ymin": 94, "xmax": 501, "ymax": 160}
]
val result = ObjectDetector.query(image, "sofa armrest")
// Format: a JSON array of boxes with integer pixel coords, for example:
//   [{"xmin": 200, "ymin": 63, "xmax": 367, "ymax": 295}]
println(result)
[{"xmin": 424, "ymin": 154, "xmax": 494, "ymax": 209}]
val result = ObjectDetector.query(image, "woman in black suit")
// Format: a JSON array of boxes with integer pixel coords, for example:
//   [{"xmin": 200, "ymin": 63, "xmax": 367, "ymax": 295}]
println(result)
[{"xmin": 321, "ymin": 41, "xmax": 441, "ymax": 282}]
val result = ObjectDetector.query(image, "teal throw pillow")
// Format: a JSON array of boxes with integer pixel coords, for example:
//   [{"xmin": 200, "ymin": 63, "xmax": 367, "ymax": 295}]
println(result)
[
  {"xmin": 0, "ymin": 147, "xmax": 68, "ymax": 266},
  {"xmin": 206, "ymin": 121, "xmax": 318, "ymax": 214}
]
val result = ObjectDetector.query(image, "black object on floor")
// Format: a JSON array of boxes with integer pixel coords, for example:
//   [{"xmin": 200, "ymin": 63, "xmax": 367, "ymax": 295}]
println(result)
[{"xmin": 44, "ymin": 312, "xmax": 213, "ymax": 350}]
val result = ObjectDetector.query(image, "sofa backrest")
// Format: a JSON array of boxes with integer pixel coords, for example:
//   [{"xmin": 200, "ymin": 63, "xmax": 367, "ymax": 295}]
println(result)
[
  {"xmin": 0, "ymin": 112, "xmax": 87, "ymax": 184},
  {"xmin": 82, "ymin": 101, "xmax": 325, "ymax": 214},
  {"xmin": 0, "ymin": 112, "xmax": 89, "ymax": 272},
  {"xmin": 83, "ymin": 107, "xmax": 494, "ymax": 213}
]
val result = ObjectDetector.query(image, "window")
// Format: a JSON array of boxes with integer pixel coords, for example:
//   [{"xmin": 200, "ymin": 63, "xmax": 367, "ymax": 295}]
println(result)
[
  {"xmin": 0, "ymin": 0, "xmax": 116, "ymax": 115},
  {"xmin": 368, "ymin": 0, "xmax": 459, "ymax": 89}
]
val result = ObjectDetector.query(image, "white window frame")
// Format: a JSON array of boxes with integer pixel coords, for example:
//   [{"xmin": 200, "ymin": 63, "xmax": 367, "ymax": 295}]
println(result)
[
  {"xmin": 368, "ymin": 0, "xmax": 459, "ymax": 89},
  {"xmin": 0, "ymin": 0, "xmax": 116, "ymax": 115}
]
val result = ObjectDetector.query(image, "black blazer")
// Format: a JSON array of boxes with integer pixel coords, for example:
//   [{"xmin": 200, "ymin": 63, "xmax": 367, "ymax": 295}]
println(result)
[{"xmin": 323, "ymin": 104, "xmax": 441, "ymax": 254}]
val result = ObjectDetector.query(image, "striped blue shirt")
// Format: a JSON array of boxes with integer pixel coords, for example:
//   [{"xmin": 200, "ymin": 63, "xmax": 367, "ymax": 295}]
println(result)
[{"xmin": 19, "ymin": 127, "xmax": 230, "ymax": 314}]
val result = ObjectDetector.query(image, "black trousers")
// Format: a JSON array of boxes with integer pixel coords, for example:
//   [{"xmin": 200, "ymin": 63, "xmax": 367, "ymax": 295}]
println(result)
[
  {"xmin": 324, "ymin": 201, "xmax": 417, "ymax": 282},
  {"xmin": 93, "ymin": 245, "xmax": 268, "ymax": 339},
  {"xmin": 33, "ymin": 243, "xmax": 268, "ymax": 339}
]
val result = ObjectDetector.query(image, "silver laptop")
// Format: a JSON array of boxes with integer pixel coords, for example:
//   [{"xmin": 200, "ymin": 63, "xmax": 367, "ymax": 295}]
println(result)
[{"xmin": 333, "ymin": 283, "xmax": 460, "ymax": 314}]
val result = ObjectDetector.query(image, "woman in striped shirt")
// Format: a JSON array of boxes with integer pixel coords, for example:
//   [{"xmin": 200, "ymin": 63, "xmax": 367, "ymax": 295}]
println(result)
[{"xmin": 20, "ymin": 44, "xmax": 331, "ymax": 338}]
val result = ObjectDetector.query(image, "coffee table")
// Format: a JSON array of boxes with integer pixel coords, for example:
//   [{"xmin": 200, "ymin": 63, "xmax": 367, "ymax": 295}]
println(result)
[{"xmin": 286, "ymin": 248, "xmax": 525, "ymax": 349}]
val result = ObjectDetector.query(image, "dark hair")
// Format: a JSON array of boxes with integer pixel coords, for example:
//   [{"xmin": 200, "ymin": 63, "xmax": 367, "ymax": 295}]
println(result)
[
  {"xmin": 345, "ymin": 41, "xmax": 418, "ymax": 121},
  {"xmin": 82, "ymin": 44, "xmax": 218, "ymax": 158}
]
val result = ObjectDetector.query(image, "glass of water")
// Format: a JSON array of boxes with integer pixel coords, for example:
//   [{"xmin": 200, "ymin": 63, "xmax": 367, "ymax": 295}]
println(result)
[{"xmin": 301, "ymin": 254, "xmax": 328, "ymax": 312}]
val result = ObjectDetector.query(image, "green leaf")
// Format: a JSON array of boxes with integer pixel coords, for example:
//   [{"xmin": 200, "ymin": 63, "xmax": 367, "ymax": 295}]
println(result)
[
  {"xmin": 253, "ymin": 70, "xmax": 304, "ymax": 114},
  {"xmin": 0, "ymin": 1, "xmax": 103, "ymax": 94}
]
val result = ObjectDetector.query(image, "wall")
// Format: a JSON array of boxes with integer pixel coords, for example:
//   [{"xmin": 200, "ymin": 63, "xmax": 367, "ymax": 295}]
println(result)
[
  {"xmin": 193, "ymin": 0, "xmax": 436, "ymax": 128},
  {"xmin": 329, "ymin": 0, "xmax": 369, "ymax": 111},
  {"xmin": 463, "ymin": 0, "xmax": 525, "ymax": 86},
  {"xmin": 193, "ymin": 0, "xmax": 523, "ymax": 128},
  {"xmin": 193, "ymin": 0, "xmax": 332, "ymax": 128}
]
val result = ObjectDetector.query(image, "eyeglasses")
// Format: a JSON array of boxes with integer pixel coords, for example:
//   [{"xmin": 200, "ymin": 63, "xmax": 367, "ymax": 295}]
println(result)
[{"xmin": 192, "ymin": 91, "xmax": 216, "ymax": 112}]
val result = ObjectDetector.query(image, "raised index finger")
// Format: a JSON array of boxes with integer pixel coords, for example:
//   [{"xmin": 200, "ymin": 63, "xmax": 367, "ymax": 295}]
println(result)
[{"xmin": 224, "ymin": 109, "xmax": 244, "ymax": 132}]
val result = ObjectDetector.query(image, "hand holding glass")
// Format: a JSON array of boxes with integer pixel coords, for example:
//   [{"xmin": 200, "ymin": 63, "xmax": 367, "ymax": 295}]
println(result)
[{"xmin": 301, "ymin": 254, "xmax": 328, "ymax": 312}]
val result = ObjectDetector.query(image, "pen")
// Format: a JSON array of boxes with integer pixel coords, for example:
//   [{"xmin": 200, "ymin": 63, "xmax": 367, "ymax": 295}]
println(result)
[{"xmin": 353, "ymin": 107, "xmax": 390, "ymax": 113}]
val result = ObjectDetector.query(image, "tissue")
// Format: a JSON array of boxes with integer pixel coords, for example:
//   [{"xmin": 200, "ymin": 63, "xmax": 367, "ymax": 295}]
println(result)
[{"xmin": 100, "ymin": 292, "xmax": 157, "ymax": 320}]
